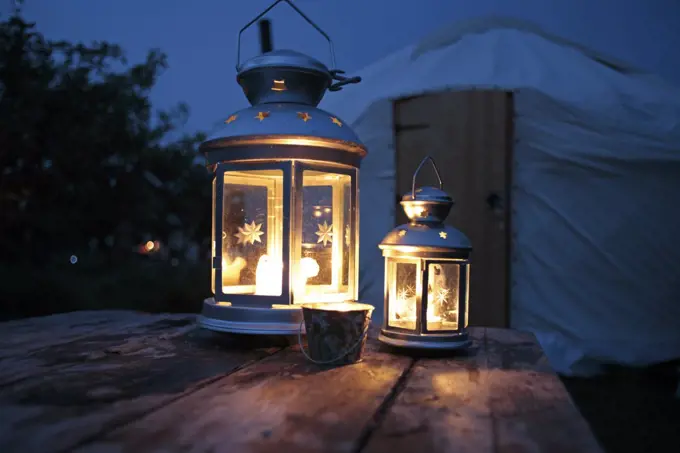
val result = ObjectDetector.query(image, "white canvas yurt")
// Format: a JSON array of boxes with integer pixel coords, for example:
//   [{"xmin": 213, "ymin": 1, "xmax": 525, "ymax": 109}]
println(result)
[{"xmin": 319, "ymin": 17, "xmax": 680, "ymax": 375}]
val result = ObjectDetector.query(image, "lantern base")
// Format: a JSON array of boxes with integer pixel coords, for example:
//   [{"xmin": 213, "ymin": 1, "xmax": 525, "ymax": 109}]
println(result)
[
  {"xmin": 378, "ymin": 329, "xmax": 471, "ymax": 350},
  {"xmin": 198, "ymin": 297, "xmax": 304, "ymax": 335}
]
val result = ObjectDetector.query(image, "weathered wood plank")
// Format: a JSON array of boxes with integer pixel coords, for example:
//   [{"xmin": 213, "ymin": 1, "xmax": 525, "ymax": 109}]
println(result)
[
  {"xmin": 363, "ymin": 328, "xmax": 494, "ymax": 453},
  {"xmin": 0, "ymin": 310, "xmax": 194, "ymax": 359},
  {"xmin": 485, "ymin": 328, "xmax": 603, "ymax": 453},
  {"xmin": 0, "ymin": 313, "xmax": 198, "ymax": 386},
  {"xmin": 73, "ymin": 328, "xmax": 413, "ymax": 453},
  {"xmin": 0, "ymin": 313, "xmax": 284, "ymax": 453},
  {"xmin": 364, "ymin": 328, "xmax": 604, "ymax": 453}
]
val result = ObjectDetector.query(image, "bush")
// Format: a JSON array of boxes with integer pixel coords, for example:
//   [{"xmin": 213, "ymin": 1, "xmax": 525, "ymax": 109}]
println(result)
[{"xmin": 0, "ymin": 259, "xmax": 209, "ymax": 320}]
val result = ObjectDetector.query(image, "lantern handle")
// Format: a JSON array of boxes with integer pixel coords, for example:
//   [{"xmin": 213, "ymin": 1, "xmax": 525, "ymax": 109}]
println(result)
[
  {"xmin": 411, "ymin": 155, "xmax": 444, "ymax": 199},
  {"xmin": 236, "ymin": 0, "xmax": 336, "ymax": 71}
]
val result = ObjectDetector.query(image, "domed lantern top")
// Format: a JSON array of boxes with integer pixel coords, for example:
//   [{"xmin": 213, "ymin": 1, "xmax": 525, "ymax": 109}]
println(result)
[
  {"xmin": 380, "ymin": 157, "xmax": 472, "ymax": 258},
  {"xmin": 237, "ymin": 49, "xmax": 332, "ymax": 107},
  {"xmin": 200, "ymin": 0, "xmax": 366, "ymax": 167}
]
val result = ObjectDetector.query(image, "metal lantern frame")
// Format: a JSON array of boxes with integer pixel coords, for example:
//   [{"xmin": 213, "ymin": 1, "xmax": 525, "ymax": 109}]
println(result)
[
  {"xmin": 378, "ymin": 157, "xmax": 472, "ymax": 349},
  {"xmin": 198, "ymin": 0, "xmax": 366, "ymax": 335}
]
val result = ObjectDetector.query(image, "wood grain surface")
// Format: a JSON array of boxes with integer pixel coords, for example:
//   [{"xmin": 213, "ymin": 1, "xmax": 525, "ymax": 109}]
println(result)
[{"xmin": 0, "ymin": 311, "xmax": 603, "ymax": 453}]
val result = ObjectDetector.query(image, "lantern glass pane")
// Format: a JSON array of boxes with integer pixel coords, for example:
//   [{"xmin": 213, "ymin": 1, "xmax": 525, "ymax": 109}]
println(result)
[
  {"xmin": 388, "ymin": 261, "xmax": 418, "ymax": 330},
  {"xmin": 464, "ymin": 264, "xmax": 470, "ymax": 328},
  {"xmin": 211, "ymin": 177, "xmax": 216, "ymax": 295},
  {"xmin": 221, "ymin": 169, "xmax": 284, "ymax": 296},
  {"xmin": 426, "ymin": 263, "xmax": 460, "ymax": 331},
  {"xmin": 296, "ymin": 170, "xmax": 352, "ymax": 303}
]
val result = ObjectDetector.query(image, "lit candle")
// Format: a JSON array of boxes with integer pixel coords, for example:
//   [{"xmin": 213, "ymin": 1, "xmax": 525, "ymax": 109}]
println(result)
[
  {"xmin": 222, "ymin": 256, "xmax": 246, "ymax": 286},
  {"xmin": 255, "ymin": 254, "xmax": 283, "ymax": 295}
]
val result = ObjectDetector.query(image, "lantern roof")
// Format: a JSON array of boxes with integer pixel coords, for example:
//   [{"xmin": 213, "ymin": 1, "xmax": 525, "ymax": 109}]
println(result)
[
  {"xmin": 201, "ymin": 103, "xmax": 365, "ymax": 155},
  {"xmin": 379, "ymin": 222, "xmax": 472, "ymax": 252},
  {"xmin": 380, "ymin": 155, "xmax": 472, "ymax": 254},
  {"xmin": 235, "ymin": 49, "xmax": 333, "ymax": 107},
  {"xmin": 238, "ymin": 49, "xmax": 330, "ymax": 78},
  {"xmin": 402, "ymin": 186, "xmax": 452, "ymax": 204},
  {"xmin": 201, "ymin": 51, "xmax": 367, "ymax": 162},
  {"xmin": 200, "ymin": 0, "xmax": 366, "ymax": 165}
]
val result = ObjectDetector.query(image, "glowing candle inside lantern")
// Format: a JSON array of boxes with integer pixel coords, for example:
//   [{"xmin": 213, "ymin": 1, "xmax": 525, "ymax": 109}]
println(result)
[
  {"xmin": 295, "ymin": 256, "xmax": 320, "ymax": 296},
  {"xmin": 222, "ymin": 256, "xmax": 247, "ymax": 286},
  {"xmin": 255, "ymin": 254, "xmax": 283, "ymax": 295},
  {"xmin": 390, "ymin": 289, "xmax": 442, "ymax": 328},
  {"xmin": 252, "ymin": 254, "xmax": 320, "ymax": 298}
]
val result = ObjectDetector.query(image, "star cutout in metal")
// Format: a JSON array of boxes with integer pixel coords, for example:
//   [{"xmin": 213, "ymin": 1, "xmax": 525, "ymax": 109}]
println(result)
[
  {"xmin": 330, "ymin": 117, "xmax": 342, "ymax": 127},
  {"xmin": 439, "ymin": 231, "xmax": 447, "ymax": 239},
  {"xmin": 224, "ymin": 114, "xmax": 238, "ymax": 124},
  {"xmin": 398, "ymin": 230, "xmax": 407, "ymax": 237},
  {"xmin": 315, "ymin": 221, "xmax": 333, "ymax": 247},
  {"xmin": 255, "ymin": 111, "xmax": 270, "ymax": 121},
  {"xmin": 234, "ymin": 221, "xmax": 264, "ymax": 245},
  {"xmin": 297, "ymin": 112, "xmax": 312, "ymax": 122}
]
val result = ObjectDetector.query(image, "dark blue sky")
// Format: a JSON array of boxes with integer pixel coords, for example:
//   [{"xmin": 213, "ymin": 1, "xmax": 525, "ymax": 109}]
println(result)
[{"xmin": 9, "ymin": 0, "xmax": 679, "ymax": 137}]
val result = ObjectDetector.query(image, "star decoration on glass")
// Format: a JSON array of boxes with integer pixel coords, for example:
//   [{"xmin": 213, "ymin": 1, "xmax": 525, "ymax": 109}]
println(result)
[
  {"xmin": 439, "ymin": 231, "xmax": 447, "ymax": 239},
  {"xmin": 255, "ymin": 111, "xmax": 270, "ymax": 121},
  {"xmin": 297, "ymin": 112, "xmax": 312, "ymax": 122},
  {"xmin": 234, "ymin": 221, "xmax": 264, "ymax": 245},
  {"xmin": 315, "ymin": 221, "xmax": 333, "ymax": 247},
  {"xmin": 224, "ymin": 114, "xmax": 238, "ymax": 124},
  {"xmin": 397, "ymin": 284, "xmax": 416, "ymax": 302},
  {"xmin": 434, "ymin": 287, "xmax": 450, "ymax": 305},
  {"xmin": 330, "ymin": 116, "xmax": 343, "ymax": 127}
]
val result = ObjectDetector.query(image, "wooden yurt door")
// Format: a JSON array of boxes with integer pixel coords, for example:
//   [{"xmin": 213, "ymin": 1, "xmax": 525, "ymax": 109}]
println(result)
[{"xmin": 393, "ymin": 90, "xmax": 513, "ymax": 328}]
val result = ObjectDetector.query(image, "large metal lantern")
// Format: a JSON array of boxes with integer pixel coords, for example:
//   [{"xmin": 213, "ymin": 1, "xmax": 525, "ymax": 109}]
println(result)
[
  {"xmin": 199, "ymin": 0, "xmax": 366, "ymax": 335},
  {"xmin": 378, "ymin": 157, "xmax": 472, "ymax": 349}
]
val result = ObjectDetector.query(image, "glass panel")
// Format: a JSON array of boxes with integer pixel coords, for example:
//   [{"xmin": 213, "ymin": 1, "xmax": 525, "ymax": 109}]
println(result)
[
  {"xmin": 211, "ymin": 177, "xmax": 216, "ymax": 295},
  {"xmin": 388, "ymin": 261, "xmax": 418, "ymax": 330},
  {"xmin": 296, "ymin": 170, "xmax": 352, "ymax": 303},
  {"xmin": 221, "ymin": 169, "xmax": 284, "ymax": 296},
  {"xmin": 464, "ymin": 264, "xmax": 470, "ymax": 328},
  {"xmin": 426, "ymin": 263, "xmax": 460, "ymax": 331}
]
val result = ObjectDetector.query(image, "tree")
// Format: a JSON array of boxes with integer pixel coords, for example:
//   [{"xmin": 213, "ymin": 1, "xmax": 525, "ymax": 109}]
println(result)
[
  {"xmin": 0, "ymin": 11, "xmax": 212, "ymax": 317},
  {"xmin": 0, "ymin": 12, "xmax": 210, "ymax": 266}
]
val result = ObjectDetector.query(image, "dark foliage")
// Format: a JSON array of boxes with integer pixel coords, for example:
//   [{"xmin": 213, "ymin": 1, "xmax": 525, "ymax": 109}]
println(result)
[{"xmin": 0, "ymin": 10, "xmax": 212, "ymax": 318}]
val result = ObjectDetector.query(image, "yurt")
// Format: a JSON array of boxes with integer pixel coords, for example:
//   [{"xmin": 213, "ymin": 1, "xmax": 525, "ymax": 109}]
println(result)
[{"xmin": 319, "ymin": 17, "xmax": 680, "ymax": 375}]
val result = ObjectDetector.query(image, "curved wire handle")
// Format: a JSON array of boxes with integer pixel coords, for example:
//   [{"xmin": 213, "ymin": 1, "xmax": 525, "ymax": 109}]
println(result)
[
  {"xmin": 411, "ymin": 155, "xmax": 444, "ymax": 199},
  {"xmin": 236, "ymin": 0, "xmax": 336, "ymax": 71}
]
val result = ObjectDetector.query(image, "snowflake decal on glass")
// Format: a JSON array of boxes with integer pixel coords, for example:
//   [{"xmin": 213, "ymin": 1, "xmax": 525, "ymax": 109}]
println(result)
[
  {"xmin": 234, "ymin": 221, "xmax": 264, "ymax": 245},
  {"xmin": 433, "ymin": 287, "xmax": 451, "ymax": 305},
  {"xmin": 315, "ymin": 221, "xmax": 333, "ymax": 247}
]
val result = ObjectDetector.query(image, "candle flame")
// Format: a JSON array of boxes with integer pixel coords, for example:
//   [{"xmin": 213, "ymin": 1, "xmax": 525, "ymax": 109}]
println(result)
[
  {"xmin": 390, "ymin": 293, "xmax": 442, "ymax": 326},
  {"xmin": 251, "ymin": 254, "xmax": 320, "ymax": 297}
]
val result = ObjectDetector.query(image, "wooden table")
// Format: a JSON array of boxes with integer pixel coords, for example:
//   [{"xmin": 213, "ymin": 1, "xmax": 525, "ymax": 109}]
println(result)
[{"xmin": 0, "ymin": 310, "xmax": 603, "ymax": 453}]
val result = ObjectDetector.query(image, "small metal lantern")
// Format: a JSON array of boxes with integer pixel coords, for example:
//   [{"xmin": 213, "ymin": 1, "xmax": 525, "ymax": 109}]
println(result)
[
  {"xmin": 378, "ymin": 157, "xmax": 472, "ymax": 349},
  {"xmin": 199, "ymin": 0, "xmax": 366, "ymax": 335}
]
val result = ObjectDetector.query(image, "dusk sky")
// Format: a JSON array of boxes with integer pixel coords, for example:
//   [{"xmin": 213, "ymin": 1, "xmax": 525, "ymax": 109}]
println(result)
[{"xmin": 6, "ymin": 0, "xmax": 679, "ymax": 137}]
